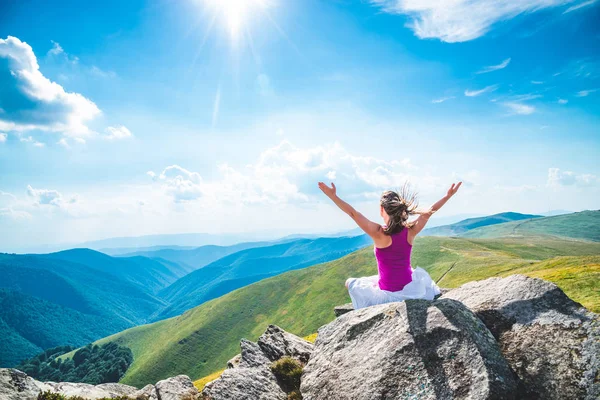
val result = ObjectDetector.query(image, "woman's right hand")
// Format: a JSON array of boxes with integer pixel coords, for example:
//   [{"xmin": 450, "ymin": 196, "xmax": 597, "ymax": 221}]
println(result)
[{"xmin": 318, "ymin": 182, "xmax": 337, "ymax": 198}]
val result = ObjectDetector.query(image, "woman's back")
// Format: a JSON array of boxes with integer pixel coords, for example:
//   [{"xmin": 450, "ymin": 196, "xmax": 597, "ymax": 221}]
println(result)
[{"xmin": 374, "ymin": 227, "xmax": 413, "ymax": 291}]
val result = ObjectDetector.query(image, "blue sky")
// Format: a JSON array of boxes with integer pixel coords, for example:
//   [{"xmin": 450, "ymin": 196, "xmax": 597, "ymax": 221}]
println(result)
[{"xmin": 0, "ymin": 0, "xmax": 599, "ymax": 251}]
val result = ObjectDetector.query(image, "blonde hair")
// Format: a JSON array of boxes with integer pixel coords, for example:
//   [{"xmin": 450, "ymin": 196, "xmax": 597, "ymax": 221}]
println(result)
[{"xmin": 380, "ymin": 184, "xmax": 419, "ymax": 235}]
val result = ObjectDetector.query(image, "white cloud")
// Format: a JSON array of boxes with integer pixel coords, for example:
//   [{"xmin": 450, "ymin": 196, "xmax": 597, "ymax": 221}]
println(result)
[
  {"xmin": 150, "ymin": 165, "xmax": 205, "ymax": 202},
  {"xmin": 369, "ymin": 0, "xmax": 579, "ymax": 43},
  {"xmin": 27, "ymin": 185, "xmax": 64, "ymax": 206},
  {"xmin": 48, "ymin": 40, "xmax": 65, "ymax": 56},
  {"xmin": 432, "ymin": 96, "xmax": 455, "ymax": 104},
  {"xmin": 503, "ymin": 102, "xmax": 536, "ymax": 115},
  {"xmin": 558, "ymin": 98, "xmax": 568, "ymax": 104},
  {"xmin": 89, "ymin": 66, "xmax": 116, "ymax": 79},
  {"xmin": 547, "ymin": 168, "xmax": 598, "ymax": 187},
  {"xmin": 20, "ymin": 136, "xmax": 45, "ymax": 147},
  {"xmin": 531, "ymin": 80, "xmax": 544, "ymax": 84},
  {"xmin": 0, "ymin": 36, "xmax": 100, "ymax": 138},
  {"xmin": 476, "ymin": 58, "xmax": 511, "ymax": 74},
  {"xmin": 149, "ymin": 141, "xmax": 419, "ymax": 206},
  {"xmin": 465, "ymin": 85, "xmax": 498, "ymax": 97},
  {"xmin": 104, "ymin": 125, "xmax": 133, "ymax": 140},
  {"xmin": 47, "ymin": 40, "xmax": 78, "ymax": 64},
  {"xmin": 576, "ymin": 89, "xmax": 598, "ymax": 97},
  {"xmin": 563, "ymin": 0, "xmax": 598, "ymax": 13},
  {"xmin": 0, "ymin": 133, "xmax": 6, "ymax": 143},
  {"xmin": 57, "ymin": 138, "xmax": 70, "ymax": 149}
]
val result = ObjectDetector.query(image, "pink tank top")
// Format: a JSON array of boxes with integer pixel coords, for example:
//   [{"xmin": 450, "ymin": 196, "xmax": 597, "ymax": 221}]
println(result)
[{"xmin": 374, "ymin": 227, "xmax": 413, "ymax": 291}]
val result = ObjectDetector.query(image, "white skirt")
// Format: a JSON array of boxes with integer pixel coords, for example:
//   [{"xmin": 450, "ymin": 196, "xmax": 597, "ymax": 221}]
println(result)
[{"xmin": 346, "ymin": 267, "xmax": 441, "ymax": 310}]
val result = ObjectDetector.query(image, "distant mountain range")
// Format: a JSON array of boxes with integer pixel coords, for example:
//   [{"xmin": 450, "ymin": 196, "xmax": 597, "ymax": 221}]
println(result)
[
  {"xmin": 421, "ymin": 212, "xmax": 543, "ymax": 237},
  {"xmin": 153, "ymin": 235, "xmax": 371, "ymax": 320},
  {"xmin": 0, "ymin": 253, "xmax": 171, "ymax": 367}
]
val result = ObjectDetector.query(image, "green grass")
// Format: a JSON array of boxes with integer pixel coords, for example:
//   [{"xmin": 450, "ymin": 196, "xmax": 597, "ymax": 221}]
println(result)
[
  {"xmin": 69, "ymin": 234, "xmax": 600, "ymax": 389},
  {"xmin": 193, "ymin": 369, "xmax": 225, "ymax": 391}
]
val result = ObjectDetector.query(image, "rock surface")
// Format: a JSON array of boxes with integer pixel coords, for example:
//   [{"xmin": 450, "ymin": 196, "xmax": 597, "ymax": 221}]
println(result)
[
  {"xmin": 334, "ymin": 303, "xmax": 354, "ymax": 317},
  {"xmin": 154, "ymin": 375, "xmax": 199, "ymax": 400},
  {"xmin": 43, "ymin": 381, "xmax": 138, "ymax": 399},
  {"xmin": 442, "ymin": 274, "xmax": 600, "ymax": 400},
  {"xmin": 0, "ymin": 369, "xmax": 52, "ymax": 400},
  {"xmin": 0, "ymin": 368, "xmax": 198, "ymax": 400},
  {"xmin": 201, "ymin": 325, "xmax": 313, "ymax": 400},
  {"xmin": 301, "ymin": 299, "xmax": 518, "ymax": 400}
]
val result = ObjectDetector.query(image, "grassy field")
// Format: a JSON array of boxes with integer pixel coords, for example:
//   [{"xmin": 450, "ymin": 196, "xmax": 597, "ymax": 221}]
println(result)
[{"xmin": 67, "ymin": 233, "xmax": 600, "ymax": 388}]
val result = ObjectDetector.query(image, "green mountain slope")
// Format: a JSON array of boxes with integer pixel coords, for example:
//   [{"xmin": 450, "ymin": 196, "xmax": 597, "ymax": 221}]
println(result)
[
  {"xmin": 83, "ymin": 235, "xmax": 600, "ymax": 388},
  {"xmin": 0, "ymin": 253, "xmax": 169, "ymax": 367},
  {"xmin": 460, "ymin": 210, "xmax": 600, "ymax": 241},
  {"xmin": 0, "ymin": 289, "xmax": 127, "ymax": 367},
  {"xmin": 0, "ymin": 254, "xmax": 166, "ymax": 324},
  {"xmin": 117, "ymin": 241, "xmax": 276, "ymax": 272},
  {"xmin": 154, "ymin": 235, "xmax": 371, "ymax": 319},
  {"xmin": 44, "ymin": 249, "xmax": 189, "ymax": 294},
  {"xmin": 421, "ymin": 212, "xmax": 542, "ymax": 237}
]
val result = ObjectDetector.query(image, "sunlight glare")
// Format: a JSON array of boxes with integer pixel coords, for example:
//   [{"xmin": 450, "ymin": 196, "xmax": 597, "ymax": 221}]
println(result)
[{"xmin": 205, "ymin": 0, "xmax": 273, "ymax": 41}]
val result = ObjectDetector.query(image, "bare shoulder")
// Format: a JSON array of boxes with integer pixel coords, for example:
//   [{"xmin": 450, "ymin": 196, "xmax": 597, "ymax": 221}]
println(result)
[
  {"xmin": 371, "ymin": 225, "xmax": 392, "ymax": 248},
  {"xmin": 406, "ymin": 225, "xmax": 418, "ymax": 245}
]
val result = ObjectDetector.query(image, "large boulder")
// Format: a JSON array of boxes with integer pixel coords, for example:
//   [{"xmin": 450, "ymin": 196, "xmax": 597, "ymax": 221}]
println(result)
[
  {"xmin": 258, "ymin": 325, "xmax": 313, "ymax": 364},
  {"xmin": 43, "ymin": 381, "xmax": 138, "ymax": 399},
  {"xmin": 0, "ymin": 369, "xmax": 52, "ymax": 400},
  {"xmin": 301, "ymin": 299, "xmax": 518, "ymax": 400},
  {"xmin": 201, "ymin": 325, "xmax": 313, "ymax": 400},
  {"xmin": 0, "ymin": 368, "xmax": 198, "ymax": 400},
  {"xmin": 153, "ymin": 375, "xmax": 199, "ymax": 400},
  {"xmin": 442, "ymin": 274, "xmax": 600, "ymax": 400}
]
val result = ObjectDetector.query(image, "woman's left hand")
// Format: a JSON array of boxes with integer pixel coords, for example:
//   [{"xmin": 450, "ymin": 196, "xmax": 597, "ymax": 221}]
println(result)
[
  {"xmin": 318, "ymin": 182, "xmax": 337, "ymax": 198},
  {"xmin": 446, "ymin": 182, "xmax": 462, "ymax": 197}
]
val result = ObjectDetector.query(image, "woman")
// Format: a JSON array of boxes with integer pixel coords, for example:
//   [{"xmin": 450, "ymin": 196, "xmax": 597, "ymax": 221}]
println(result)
[{"xmin": 318, "ymin": 181, "xmax": 462, "ymax": 309}]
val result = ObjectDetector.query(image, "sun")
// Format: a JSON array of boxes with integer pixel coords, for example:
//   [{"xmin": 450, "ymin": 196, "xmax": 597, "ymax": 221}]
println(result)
[{"xmin": 204, "ymin": 0, "xmax": 273, "ymax": 41}]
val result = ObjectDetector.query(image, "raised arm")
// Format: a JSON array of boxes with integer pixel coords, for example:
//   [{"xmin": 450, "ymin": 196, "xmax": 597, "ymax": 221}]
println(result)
[
  {"xmin": 318, "ymin": 182, "xmax": 388, "ymax": 246},
  {"xmin": 409, "ymin": 182, "xmax": 462, "ymax": 241}
]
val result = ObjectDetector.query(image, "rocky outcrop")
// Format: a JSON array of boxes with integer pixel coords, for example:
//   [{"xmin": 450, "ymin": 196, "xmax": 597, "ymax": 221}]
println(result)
[
  {"xmin": 0, "ymin": 368, "xmax": 198, "ymax": 400},
  {"xmin": 201, "ymin": 325, "xmax": 313, "ymax": 400},
  {"xmin": 442, "ymin": 274, "xmax": 600, "ymax": 400},
  {"xmin": 42, "ymin": 381, "xmax": 138, "ymax": 399},
  {"xmin": 301, "ymin": 299, "xmax": 518, "ymax": 399},
  {"xmin": 334, "ymin": 303, "xmax": 354, "ymax": 317},
  {"xmin": 3, "ymin": 275, "xmax": 597, "ymax": 400},
  {"xmin": 0, "ymin": 369, "xmax": 53, "ymax": 400}
]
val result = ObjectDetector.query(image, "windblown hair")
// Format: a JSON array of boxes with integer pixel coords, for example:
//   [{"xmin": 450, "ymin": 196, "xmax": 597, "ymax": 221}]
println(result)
[{"xmin": 380, "ymin": 184, "xmax": 419, "ymax": 235}]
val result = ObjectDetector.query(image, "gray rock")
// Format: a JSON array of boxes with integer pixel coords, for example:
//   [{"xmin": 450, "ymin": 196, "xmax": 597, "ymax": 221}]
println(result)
[
  {"xmin": 202, "ymin": 325, "xmax": 312, "ymax": 400},
  {"xmin": 0, "ymin": 368, "xmax": 198, "ymax": 400},
  {"xmin": 334, "ymin": 303, "xmax": 354, "ymax": 317},
  {"xmin": 0, "ymin": 368, "xmax": 139, "ymax": 400},
  {"xmin": 239, "ymin": 339, "xmax": 271, "ymax": 368},
  {"xmin": 258, "ymin": 325, "xmax": 313, "ymax": 364},
  {"xmin": 201, "ymin": 365, "xmax": 286, "ymax": 400},
  {"xmin": 226, "ymin": 354, "xmax": 242, "ymax": 369},
  {"xmin": 442, "ymin": 274, "xmax": 600, "ymax": 400},
  {"xmin": 130, "ymin": 384, "xmax": 158, "ymax": 400},
  {"xmin": 0, "ymin": 369, "xmax": 52, "ymax": 400},
  {"xmin": 154, "ymin": 375, "xmax": 199, "ymax": 400},
  {"xmin": 301, "ymin": 299, "xmax": 518, "ymax": 400},
  {"xmin": 43, "ymin": 381, "xmax": 138, "ymax": 399}
]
